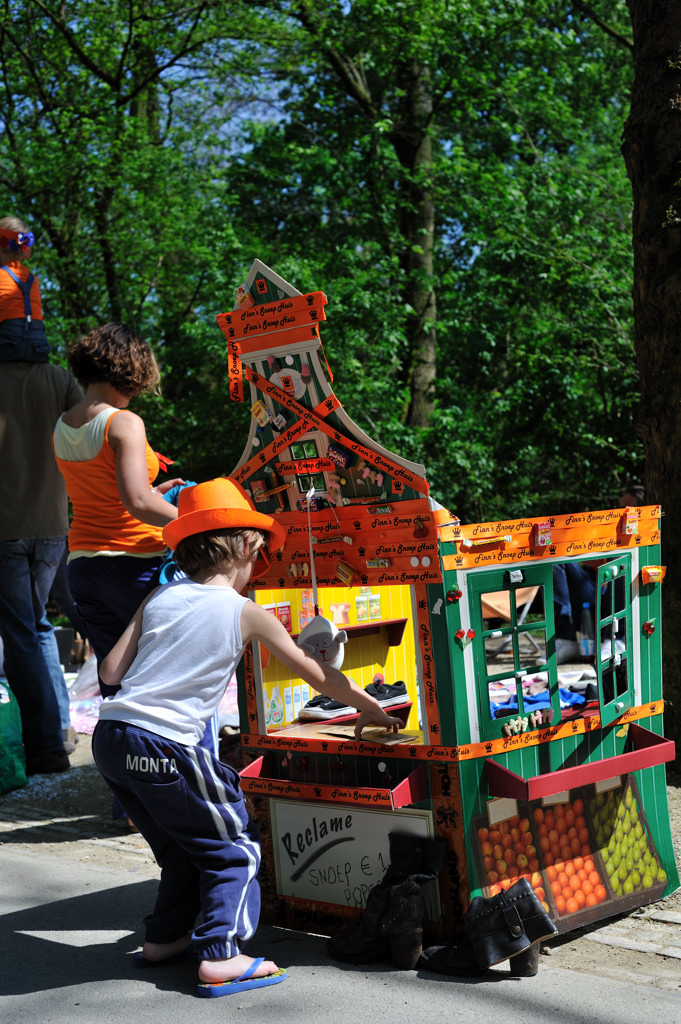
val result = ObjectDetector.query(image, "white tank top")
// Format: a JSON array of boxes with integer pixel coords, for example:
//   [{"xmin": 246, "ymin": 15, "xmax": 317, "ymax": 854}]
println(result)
[
  {"xmin": 53, "ymin": 407, "xmax": 111, "ymax": 460},
  {"xmin": 99, "ymin": 577, "xmax": 249, "ymax": 745}
]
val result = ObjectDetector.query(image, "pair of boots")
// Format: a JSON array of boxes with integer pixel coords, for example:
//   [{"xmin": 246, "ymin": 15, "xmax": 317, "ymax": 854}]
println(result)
[
  {"xmin": 420, "ymin": 876, "xmax": 558, "ymax": 977},
  {"xmin": 326, "ymin": 833, "xmax": 447, "ymax": 970}
]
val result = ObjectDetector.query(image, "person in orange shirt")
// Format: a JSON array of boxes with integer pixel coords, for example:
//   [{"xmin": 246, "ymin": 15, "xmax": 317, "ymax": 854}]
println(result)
[
  {"xmin": 53, "ymin": 323, "xmax": 186, "ymax": 701},
  {"xmin": 0, "ymin": 215, "xmax": 50, "ymax": 363}
]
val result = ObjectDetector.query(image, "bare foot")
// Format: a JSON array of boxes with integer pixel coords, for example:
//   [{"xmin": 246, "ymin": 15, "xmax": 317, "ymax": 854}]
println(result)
[
  {"xmin": 198, "ymin": 953, "xmax": 279, "ymax": 984},
  {"xmin": 141, "ymin": 934, "xmax": 193, "ymax": 963}
]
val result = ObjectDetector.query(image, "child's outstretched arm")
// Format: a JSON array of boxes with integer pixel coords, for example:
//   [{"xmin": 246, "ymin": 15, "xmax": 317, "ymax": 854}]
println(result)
[{"xmin": 241, "ymin": 602, "xmax": 404, "ymax": 741}]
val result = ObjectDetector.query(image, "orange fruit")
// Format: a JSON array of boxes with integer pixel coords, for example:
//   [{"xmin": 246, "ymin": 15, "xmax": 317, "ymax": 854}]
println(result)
[
  {"xmin": 544, "ymin": 811, "xmax": 555, "ymax": 829},
  {"xmin": 582, "ymin": 879, "xmax": 594, "ymax": 896},
  {"xmin": 533, "ymin": 807, "xmax": 545, "ymax": 825},
  {"xmin": 585, "ymin": 893, "xmax": 598, "ymax": 907},
  {"xmin": 573, "ymin": 856, "xmax": 584, "ymax": 871},
  {"xmin": 570, "ymin": 838, "xmax": 582, "ymax": 856},
  {"xmin": 569, "ymin": 874, "xmax": 581, "ymax": 891},
  {"xmin": 557, "ymin": 870, "xmax": 569, "ymax": 887},
  {"xmin": 578, "ymin": 828, "xmax": 590, "ymax": 846},
  {"xmin": 546, "ymin": 865, "xmax": 558, "ymax": 882},
  {"xmin": 594, "ymin": 884, "xmax": 607, "ymax": 903},
  {"xmin": 550, "ymin": 843, "xmax": 561, "ymax": 860},
  {"xmin": 588, "ymin": 870, "xmax": 601, "ymax": 886},
  {"xmin": 584, "ymin": 859, "xmax": 595, "ymax": 874},
  {"xmin": 566, "ymin": 897, "xmax": 579, "ymax": 914},
  {"xmin": 574, "ymin": 889, "xmax": 586, "ymax": 907},
  {"xmin": 543, "ymin": 852, "xmax": 555, "ymax": 867},
  {"xmin": 555, "ymin": 818, "xmax": 567, "ymax": 836},
  {"xmin": 581, "ymin": 845, "xmax": 592, "ymax": 857},
  {"xmin": 554, "ymin": 895, "xmax": 566, "ymax": 914},
  {"xmin": 577, "ymin": 868, "xmax": 588, "ymax": 882},
  {"xmin": 550, "ymin": 880, "xmax": 562, "ymax": 897},
  {"xmin": 564, "ymin": 862, "xmax": 575, "ymax": 878},
  {"xmin": 573, "ymin": 798, "xmax": 584, "ymax": 816},
  {"xmin": 562, "ymin": 886, "xmax": 573, "ymax": 901},
  {"xmin": 564, "ymin": 808, "xmax": 576, "ymax": 827},
  {"xmin": 575, "ymin": 815, "xmax": 587, "ymax": 830}
]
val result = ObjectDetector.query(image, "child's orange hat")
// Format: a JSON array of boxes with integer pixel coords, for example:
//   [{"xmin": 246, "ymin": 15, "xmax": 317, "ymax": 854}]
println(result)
[{"xmin": 163, "ymin": 477, "xmax": 286, "ymax": 551}]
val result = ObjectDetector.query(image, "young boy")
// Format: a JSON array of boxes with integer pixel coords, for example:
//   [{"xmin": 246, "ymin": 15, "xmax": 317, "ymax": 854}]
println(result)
[
  {"xmin": 0, "ymin": 215, "xmax": 50, "ymax": 362},
  {"xmin": 93, "ymin": 477, "xmax": 403, "ymax": 999}
]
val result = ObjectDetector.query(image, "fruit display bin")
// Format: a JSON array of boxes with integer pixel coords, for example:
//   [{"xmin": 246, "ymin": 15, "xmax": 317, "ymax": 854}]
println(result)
[
  {"xmin": 587, "ymin": 775, "xmax": 667, "ymax": 912},
  {"xmin": 471, "ymin": 773, "xmax": 667, "ymax": 934}
]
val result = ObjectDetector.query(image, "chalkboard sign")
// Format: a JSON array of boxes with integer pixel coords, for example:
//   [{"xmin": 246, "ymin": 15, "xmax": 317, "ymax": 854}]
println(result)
[{"xmin": 271, "ymin": 799, "xmax": 439, "ymax": 917}]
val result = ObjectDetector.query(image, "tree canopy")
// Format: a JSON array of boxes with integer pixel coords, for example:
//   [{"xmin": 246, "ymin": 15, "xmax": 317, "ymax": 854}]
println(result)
[{"xmin": 1, "ymin": 0, "xmax": 639, "ymax": 519}]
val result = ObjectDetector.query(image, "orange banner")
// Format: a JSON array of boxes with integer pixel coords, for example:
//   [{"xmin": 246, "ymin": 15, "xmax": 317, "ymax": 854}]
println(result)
[
  {"xmin": 231, "ymin": 323, "xmax": 323, "ymax": 356},
  {"xmin": 227, "ymin": 338, "xmax": 243, "ymax": 402},
  {"xmin": 413, "ymin": 583, "xmax": 442, "ymax": 742},
  {"xmin": 243, "ymin": 366, "xmax": 430, "ymax": 495},
  {"xmin": 216, "ymin": 291, "xmax": 327, "ymax": 341},
  {"xmin": 442, "ymin": 506, "xmax": 661, "ymax": 569},
  {"xmin": 232, "ymin": 417, "xmax": 314, "ymax": 488},
  {"xmin": 242, "ymin": 701, "xmax": 664, "ymax": 761}
]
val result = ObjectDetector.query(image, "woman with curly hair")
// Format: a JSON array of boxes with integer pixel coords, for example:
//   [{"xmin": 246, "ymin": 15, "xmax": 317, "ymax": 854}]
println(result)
[{"xmin": 53, "ymin": 322, "xmax": 185, "ymax": 700}]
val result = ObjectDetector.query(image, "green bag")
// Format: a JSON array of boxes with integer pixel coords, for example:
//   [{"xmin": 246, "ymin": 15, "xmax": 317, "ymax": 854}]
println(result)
[{"xmin": 0, "ymin": 681, "xmax": 27, "ymax": 793}]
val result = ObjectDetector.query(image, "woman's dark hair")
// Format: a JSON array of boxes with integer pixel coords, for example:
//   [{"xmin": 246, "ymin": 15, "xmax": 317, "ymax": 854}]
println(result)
[{"xmin": 67, "ymin": 322, "xmax": 160, "ymax": 396}]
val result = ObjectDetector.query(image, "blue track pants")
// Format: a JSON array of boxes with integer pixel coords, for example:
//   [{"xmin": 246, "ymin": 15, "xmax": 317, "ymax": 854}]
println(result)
[{"xmin": 92, "ymin": 720, "xmax": 261, "ymax": 960}]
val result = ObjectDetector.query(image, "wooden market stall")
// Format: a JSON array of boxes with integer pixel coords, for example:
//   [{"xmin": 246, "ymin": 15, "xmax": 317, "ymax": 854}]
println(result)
[{"xmin": 218, "ymin": 261, "xmax": 678, "ymax": 942}]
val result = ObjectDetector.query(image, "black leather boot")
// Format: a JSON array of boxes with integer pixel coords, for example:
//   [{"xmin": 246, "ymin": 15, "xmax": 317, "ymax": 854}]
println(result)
[
  {"xmin": 421, "ymin": 878, "xmax": 556, "ymax": 977},
  {"xmin": 326, "ymin": 833, "xmax": 447, "ymax": 969},
  {"xmin": 467, "ymin": 877, "xmax": 557, "ymax": 969},
  {"xmin": 327, "ymin": 877, "xmax": 423, "ymax": 968},
  {"xmin": 420, "ymin": 938, "xmax": 540, "ymax": 977}
]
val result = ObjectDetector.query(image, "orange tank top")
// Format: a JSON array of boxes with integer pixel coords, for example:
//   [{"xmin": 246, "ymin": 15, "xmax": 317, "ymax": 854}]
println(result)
[
  {"xmin": 55, "ymin": 410, "xmax": 166, "ymax": 554},
  {"xmin": 0, "ymin": 261, "xmax": 42, "ymax": 322}
]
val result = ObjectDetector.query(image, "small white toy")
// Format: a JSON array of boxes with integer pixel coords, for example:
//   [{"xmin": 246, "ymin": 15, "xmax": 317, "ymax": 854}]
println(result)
[{"xmin": 297, "ymin": 616, "xmax": 348, "ymax": 670}]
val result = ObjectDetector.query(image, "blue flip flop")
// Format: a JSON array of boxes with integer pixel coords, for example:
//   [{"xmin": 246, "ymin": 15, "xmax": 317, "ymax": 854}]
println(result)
[
  {"xmin": 132, "ymin": 948, "xmax": 197, "ymax": 968},
  {"xmin": 197, "ymin": 957, "xmax": 287, "ymax": 998}
]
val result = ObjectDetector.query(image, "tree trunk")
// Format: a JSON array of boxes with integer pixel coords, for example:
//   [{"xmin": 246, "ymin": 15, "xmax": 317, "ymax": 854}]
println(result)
[
  {"xmin": 391, "ymin": 60, "xmax": 437, "ymax": 429},
  {"xmin": 622, "ymin": 1, "xmax": 681, "ymax": 759}
]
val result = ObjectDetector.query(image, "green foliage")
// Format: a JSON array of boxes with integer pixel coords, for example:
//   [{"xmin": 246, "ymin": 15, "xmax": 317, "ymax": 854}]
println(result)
[{"xmin": 0, "ymin": 0, "xmax": 641, "ymax": 518}]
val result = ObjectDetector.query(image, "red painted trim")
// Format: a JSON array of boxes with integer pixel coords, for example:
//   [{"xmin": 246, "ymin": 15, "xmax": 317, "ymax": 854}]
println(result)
[{"xmin": 485, "ymin": 725, "xmax": 675, "ymax": 800}]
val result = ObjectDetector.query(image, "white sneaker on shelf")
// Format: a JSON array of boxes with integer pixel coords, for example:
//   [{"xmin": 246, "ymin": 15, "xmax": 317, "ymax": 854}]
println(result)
[{"xmin": 555, "ymin": 638, "xmax": 582, "ymax": 664}]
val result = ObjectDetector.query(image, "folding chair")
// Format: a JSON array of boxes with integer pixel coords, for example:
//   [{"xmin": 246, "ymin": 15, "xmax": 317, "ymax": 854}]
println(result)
[{"xmin": 481, "ymin": 586, "xmax": 541, "ymax": 658}]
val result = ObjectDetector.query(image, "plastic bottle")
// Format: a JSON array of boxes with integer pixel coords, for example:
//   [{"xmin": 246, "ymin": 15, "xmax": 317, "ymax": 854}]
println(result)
[
  {"xmin": 579, "ymin": 602, "xmax": 595, "ymax": 658},
  {"xmin": 269, "ymin": 686, "xmax": 284, "ymax": 727},
  {"xmin": 284, "ymin": 685, "xmax": 294, "ymax": 723}
]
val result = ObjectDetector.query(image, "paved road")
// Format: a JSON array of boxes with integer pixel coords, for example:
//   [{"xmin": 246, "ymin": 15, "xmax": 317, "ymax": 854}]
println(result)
[{"xmin": 1, "ymin": 842, "xmax": 681, "ymax": 1024}]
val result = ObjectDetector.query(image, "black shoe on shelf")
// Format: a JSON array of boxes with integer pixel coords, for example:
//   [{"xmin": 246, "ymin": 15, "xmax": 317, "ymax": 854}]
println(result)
[
  {"xmin": 365, "ymin": 676, "xmax": 408, "ymax": 708},
  {"xmin": 298, "ymin": 677, "xmax": 408, "ymax": 721},
  {"xmin": 298, "ymin": 694, "xmax": 355, "ymax": 720}
]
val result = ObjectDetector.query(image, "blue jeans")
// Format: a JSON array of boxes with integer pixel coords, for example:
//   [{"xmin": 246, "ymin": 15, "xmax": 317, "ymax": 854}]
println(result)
[
  {"xmin": 553, "ymin": 562, "xmax": 596, "ymax": 641},
  {"xmin": 0, "ymin": 538, "xmax": 68, "ymax": 759},
  {"xmin": 67, "ymin": 554, "xmax": 164, "ymax": 699}
]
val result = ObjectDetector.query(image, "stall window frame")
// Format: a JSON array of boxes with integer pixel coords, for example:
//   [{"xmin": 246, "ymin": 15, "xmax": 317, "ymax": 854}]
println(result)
[{"xmin": 467, "ymin": 564, "xmax": 558, "ymax": 742}]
